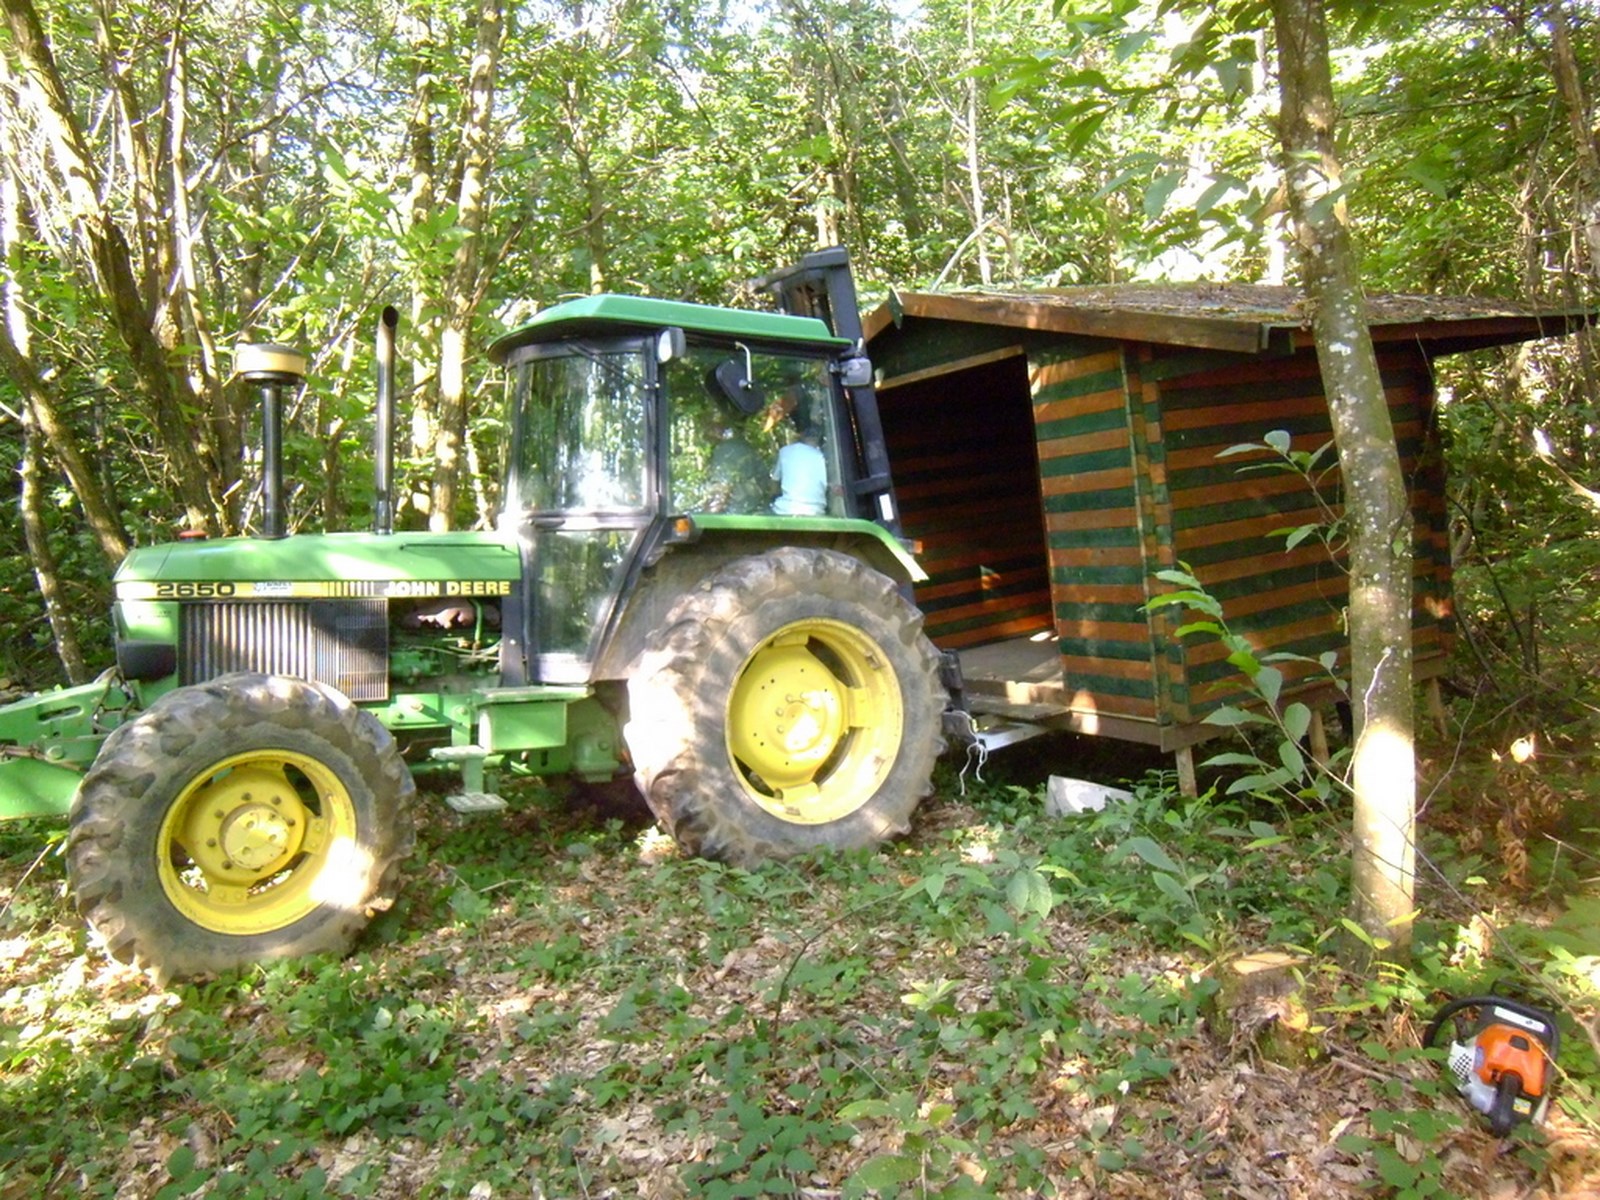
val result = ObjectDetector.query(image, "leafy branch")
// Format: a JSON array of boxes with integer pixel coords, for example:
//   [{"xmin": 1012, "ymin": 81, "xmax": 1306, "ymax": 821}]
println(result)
[
  {"xmin": 1216, "ymin": 428, "xmax": 1346, "ymax": 560},
  {"xmin": 1147, "ymin": 563, "xmax": 1350, "ymax": 805}
]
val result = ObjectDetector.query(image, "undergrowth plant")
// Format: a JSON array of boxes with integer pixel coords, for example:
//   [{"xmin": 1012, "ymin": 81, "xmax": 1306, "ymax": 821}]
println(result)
[{"xmin": 3, "ymin": 769, "xmax": 1597, "ymax": 1197}]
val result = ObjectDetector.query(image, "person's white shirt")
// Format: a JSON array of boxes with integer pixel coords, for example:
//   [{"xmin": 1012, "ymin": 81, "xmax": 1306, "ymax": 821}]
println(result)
[{"xmin": 772, "ymin": 440, "xmax": 827, "ymax": 515}]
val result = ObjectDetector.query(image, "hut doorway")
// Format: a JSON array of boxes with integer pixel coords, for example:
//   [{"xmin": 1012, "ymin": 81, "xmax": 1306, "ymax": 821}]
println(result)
[{"xmin": 875, "ymin": 349, "xmax": 1054, "ymax": 654}]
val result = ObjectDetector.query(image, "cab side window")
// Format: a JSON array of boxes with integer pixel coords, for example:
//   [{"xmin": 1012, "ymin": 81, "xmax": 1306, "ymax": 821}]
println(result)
[{"xmin": 664, "ymin": 346, "xmax": 841, "ymax": 516}]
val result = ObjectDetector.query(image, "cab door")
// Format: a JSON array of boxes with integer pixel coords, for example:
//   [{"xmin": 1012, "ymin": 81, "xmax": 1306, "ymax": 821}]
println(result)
[{"xmin": 500, "ymin": 337, "xmax": 657, "ymax": 685}]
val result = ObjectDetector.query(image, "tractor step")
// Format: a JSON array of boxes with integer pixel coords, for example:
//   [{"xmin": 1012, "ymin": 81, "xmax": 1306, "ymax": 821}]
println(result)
[{"xmin": 444, "ymin": 791, "xmax": 508, "ymax": 814}]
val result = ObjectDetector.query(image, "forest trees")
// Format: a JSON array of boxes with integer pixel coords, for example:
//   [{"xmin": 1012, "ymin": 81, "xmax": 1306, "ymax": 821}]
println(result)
[{"xmin": 1, "ymin": 0, "xmax": 1596, "ymax": 764}]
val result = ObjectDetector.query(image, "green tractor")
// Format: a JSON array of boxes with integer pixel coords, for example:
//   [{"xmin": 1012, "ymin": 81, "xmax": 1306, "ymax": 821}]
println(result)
[{"xmin": 0, "ymin": 249, "xmax": 954, "ymax": 981}]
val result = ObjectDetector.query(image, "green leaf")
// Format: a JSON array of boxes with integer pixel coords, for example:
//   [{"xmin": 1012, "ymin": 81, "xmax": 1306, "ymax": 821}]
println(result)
[
  {"xmin": 837, "ymin": 1099, "xmax": 896, "ymax": 1122},
  {"xmin": 1144, "ymin": 170, "xmax": 1183, "ymax": 219},
  {"xmin": 1338, "ymin": 917, "xmax": 1391, "ymax": 951},
  {"xmin": 1263, "ymin": 429, "xmax": 1293, "ymax": 454},
  {"xmin": 1092, "ymin": 167, "xmax": 1141, "ymax": 200},
  {"xmin": 1216, "ymin": 441, "xmax": 1266, "ymax": 458},
  {"xmin": 1226, "ymin": 647, "xmax": 1261, "ymax": 676},
  {"xmin": 1116, "ymin": 29, "xmax": 1155, "ymax": 60},
  {"xmin": 1374, "ymin": 1144, "xmax": 1420, "ymax": 1189},
  {"xmin": 166, "ymin": 1146, "xmax": 196, "ymax": 1179},
  {"xmin": 1283, "ymin": 524, "xmax": 1320, "ymax": 550},
  {"xmin": 1151, "ymin": 871, "xmax": 1194, "ymax": 909},
  {"xmin": 1402, "ymin": 156, "xmax": 1452, "ymax": 199},
  {"xmin": 1255, "ymin": 666, "xmax": 1283, "ymax": 707},
  {"xmin": 1243, "ymin": 834, "xmax": 1290, "ymax": 850},
  {"xmin": 1173, "ymin": 620, "xmax": 1224, "ymax": 638},
  {"xmin": 1281, "ymin": 703, "xmax": 1312, "ymax": 741},
  {"xmin": 850, "ymin": 1153, "xmax": 921, "ymax": 1189},
  {"xmin": 1006, "ymin": 868, "xmax": 1054, "ymax": 918},
  {"xmin": 1278, "ymin": 738, "xmax": 1307, "ymax": 778},
  {"xmin": 1226, "ymin": 768, "xmax": 1292, "ymax": 796},
  {"xmin": 1145, "ymin": 589, "xmax": 1223, "ymax": 617},
  {"xmin": 1120, "ymin": 836, "xmax": 1181, "ymax": 874},
  {"xmin": 1200, "ymin": 751, "xmax": 1269, "ymax": 769},
  {"xmin": 1194, "ymin": 176, "xmax": 1239, "ymax": 217},
  {"xmin": 1202, "ymin": 706, "xmax": 1272, "ymax": 727}
]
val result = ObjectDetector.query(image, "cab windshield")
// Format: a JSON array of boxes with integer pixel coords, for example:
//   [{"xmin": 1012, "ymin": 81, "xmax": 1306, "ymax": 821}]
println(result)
[{"xmin": 507, "ymin": 344, "xmax": 649, "ymax": 514}]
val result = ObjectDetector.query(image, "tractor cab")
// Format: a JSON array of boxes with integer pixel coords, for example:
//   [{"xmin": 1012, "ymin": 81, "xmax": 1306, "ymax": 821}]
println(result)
[{"xmin": 488, "ymin": 295, "xmax": 889, "ymax": 686}]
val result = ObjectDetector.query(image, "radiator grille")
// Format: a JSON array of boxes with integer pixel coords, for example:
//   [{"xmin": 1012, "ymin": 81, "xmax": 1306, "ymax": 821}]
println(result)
[{"xmin": 179, "ymin": 600, "xmax": 390, "ymax": 701}]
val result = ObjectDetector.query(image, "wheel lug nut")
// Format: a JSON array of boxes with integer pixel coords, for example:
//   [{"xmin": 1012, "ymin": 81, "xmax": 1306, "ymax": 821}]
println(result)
[{"xmin": 206, "ymin": 838, "xmax": 217, "ymax": 848}]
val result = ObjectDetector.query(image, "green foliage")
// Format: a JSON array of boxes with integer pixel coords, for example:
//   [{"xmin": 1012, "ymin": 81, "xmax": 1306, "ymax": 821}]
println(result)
[
  {"xmin": 1336, "ymin": 1103, "xmax": 1465, "ymax": 1199},
  {"xmin": 1148, "ymin": 562, "xmax": 1350, "ymax": 808},
  {"xmin": 5, "ymin": 765, "xmax": 1598, "ymax": 1195}
]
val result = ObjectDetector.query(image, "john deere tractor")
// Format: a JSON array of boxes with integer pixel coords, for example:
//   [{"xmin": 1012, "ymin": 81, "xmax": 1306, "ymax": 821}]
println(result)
[{"xmin": 0, "ymin": 249, "xmax": 950, "ymax": 981}]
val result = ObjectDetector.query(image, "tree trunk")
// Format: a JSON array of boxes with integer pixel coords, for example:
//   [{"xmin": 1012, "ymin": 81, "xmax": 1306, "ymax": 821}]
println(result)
[
  {"xmin": 0, "ymin": 169, "xmax": 132, "ymax": 565},
  {"xmin": 1548, "ymin": 0, "xmax": 1600, "ymax": 275},
  {"xmin": 167, "ymin": 39, "xmax": 231, "ymax": 521},
  {"xmin": 1273, "ymin": 0, "xmax": 1415, "ymax": 965},
  {"xmin": 19, "ymin": 413, "xmax": 89, "ymax": 683},
  {"xmin": 428, "ymin": 0, "xmax": 504, "ymax": 532},
  {"xmin": 564, "ymin": 80, "xmax": 609, "ymax": 294},
  {"xmin": 964, "ymin": 0, "xmax": 992, "ymax": 285},
  {"xmin": 404, "ymin": 12, "xmax": 441, "ymax": 527},
  {"xmin": 4, "ymin": 0, "xmax": 218, "ymax": 531}
]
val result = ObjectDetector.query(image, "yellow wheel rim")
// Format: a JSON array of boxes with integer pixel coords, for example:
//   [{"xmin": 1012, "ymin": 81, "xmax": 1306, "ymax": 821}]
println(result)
[
  {"xmin": 726, "ymin": 618, "xmax": 902, "ymax": 824},
  {"xmin": 156, "ymin": 749, "xmax": 358, "ymax": 935}
]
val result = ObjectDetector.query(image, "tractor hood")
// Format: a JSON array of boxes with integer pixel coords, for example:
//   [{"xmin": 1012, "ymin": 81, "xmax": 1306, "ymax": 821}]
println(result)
[{"xmin": 114, "ymin": 531, "xmax": 522, "ymax": 601}]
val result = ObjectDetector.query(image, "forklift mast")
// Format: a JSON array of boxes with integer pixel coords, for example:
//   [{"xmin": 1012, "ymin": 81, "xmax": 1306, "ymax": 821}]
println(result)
[{"xmin": 756, "ymin": 246, "xmax": 902, "ymax": 535}]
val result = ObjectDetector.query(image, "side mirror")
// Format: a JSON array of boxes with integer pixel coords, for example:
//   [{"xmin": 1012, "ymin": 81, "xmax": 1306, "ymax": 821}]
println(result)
[
  {"xmin": 712, "ymin": 343, "xmax": 766, "ymax": 415},
  {"xmin": 657, "ymin": 327, "xmax": 686, "ymax": 363}
]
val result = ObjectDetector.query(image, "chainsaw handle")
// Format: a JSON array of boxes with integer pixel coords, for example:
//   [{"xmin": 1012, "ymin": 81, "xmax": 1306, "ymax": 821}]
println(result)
[
  {"xmin": 1489, "ymin": 1072, "xmax": 1524, "ymax": 1137},
  {"xmin": 1423, "ymin": 995, "xmax": 1560, "ymax": 1058}
]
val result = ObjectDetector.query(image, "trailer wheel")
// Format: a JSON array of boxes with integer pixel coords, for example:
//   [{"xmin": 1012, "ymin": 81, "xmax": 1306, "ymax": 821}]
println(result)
[
  {"xmin": 67, "ymin": 673, "xmax": 415, "ymax": 982},
  {"xmin": 624, "ymin": 548, "xmax": 944, "ymax": 866}
]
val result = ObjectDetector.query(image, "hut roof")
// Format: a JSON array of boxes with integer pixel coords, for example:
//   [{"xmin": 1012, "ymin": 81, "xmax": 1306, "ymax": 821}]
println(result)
[{"xmin": 863, "ymin": 283, "xmax": 1593, "ymax": 357}]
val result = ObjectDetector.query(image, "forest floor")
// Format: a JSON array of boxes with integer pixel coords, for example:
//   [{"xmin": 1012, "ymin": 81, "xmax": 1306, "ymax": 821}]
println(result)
[{"xmin": 2, "ymin": 733, "xmax": 1599, "ymax": 1199}]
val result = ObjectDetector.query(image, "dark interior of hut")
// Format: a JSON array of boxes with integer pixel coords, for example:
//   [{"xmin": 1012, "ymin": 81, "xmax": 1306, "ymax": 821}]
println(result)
[{"xmin": 874, "ymin": 352, "xmax": 1062, "ymax": 692}]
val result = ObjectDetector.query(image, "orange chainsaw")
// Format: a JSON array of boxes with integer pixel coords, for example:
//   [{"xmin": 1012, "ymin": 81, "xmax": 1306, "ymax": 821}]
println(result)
[{"xmin": 1424, "ymin": 994, "xmax": 1559, "ymax": 1136}]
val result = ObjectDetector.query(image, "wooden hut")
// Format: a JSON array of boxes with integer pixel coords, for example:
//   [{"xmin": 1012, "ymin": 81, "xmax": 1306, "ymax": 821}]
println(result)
[{"xmin": 862, "ymin": 284, "xmax": 1588, "ymax": 787}]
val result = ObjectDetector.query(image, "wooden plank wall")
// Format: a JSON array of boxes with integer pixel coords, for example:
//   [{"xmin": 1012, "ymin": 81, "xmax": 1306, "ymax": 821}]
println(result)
[
  {"xmin": 1029, "ymin": 343, "xmax": 1162, "ymax": 724},
  {"xmin": 876, "ymin": 353, "xmax": 1055, "ymax": 648},
  {"xmin": 1156, "ymin": 344, "xmax": 1450, "ymax": 719}
]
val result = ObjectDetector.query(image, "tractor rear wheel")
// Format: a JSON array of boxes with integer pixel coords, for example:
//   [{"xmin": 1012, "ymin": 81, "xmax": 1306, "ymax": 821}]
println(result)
[
  {"xmin": 67, "ymin": 673, "xmax": 415, "ymax": 982},
  {"xmin": 624, "ymin": 548, "xmax": 944, "ymax": 866}
]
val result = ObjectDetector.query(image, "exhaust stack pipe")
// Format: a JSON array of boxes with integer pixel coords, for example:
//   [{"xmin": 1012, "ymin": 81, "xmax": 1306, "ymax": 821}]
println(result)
[
  {"xmin": 236, "ymin": 343, "xmax": 307, "ymax": 540},
  {"xmin": 375, "ymin": 306, "xmax": 399, "ymax": 536}
]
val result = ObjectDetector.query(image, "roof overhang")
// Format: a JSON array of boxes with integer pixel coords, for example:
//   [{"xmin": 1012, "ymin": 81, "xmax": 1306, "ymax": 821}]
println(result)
[{"xmin": 864, "ymin": 284, "xmax": 1594, "ymax": 359}]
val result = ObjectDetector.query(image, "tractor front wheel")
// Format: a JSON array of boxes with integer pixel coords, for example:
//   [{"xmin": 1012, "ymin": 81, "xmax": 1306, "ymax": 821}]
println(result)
[
  {"xmin": 67, "ymin": 673, "xmax": 415, "ymax": 982},
  {"xmin": 624, "ymin": 548, "xmax": 944, "ymax": 866}
]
